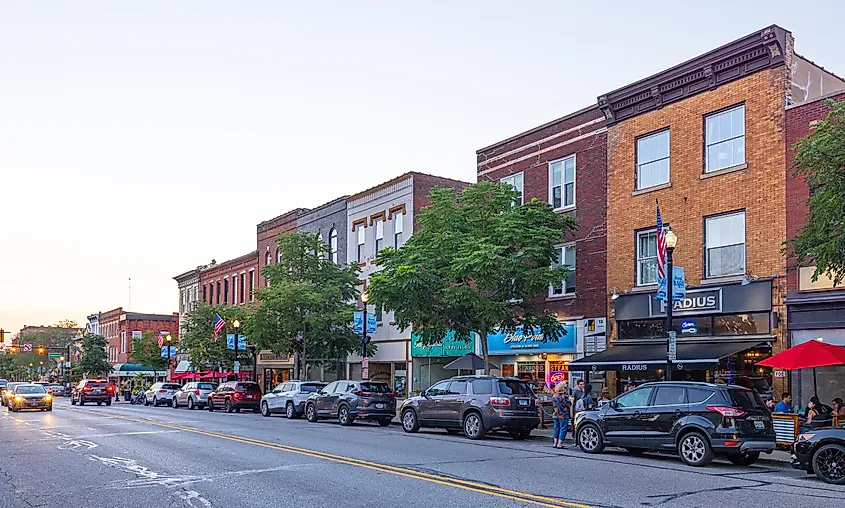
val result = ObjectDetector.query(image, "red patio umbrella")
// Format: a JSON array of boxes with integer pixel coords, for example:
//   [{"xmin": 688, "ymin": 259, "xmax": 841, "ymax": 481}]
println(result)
[
  {"xmin": 756, "ymin": 339, "xmax": 845, "ymax": 396},
  {"xmin": 181, "ymin": 373, "xmax": 201, "ymax": 380},
  {"xmin": 171, "ymin": 372, "xmax": 185, "ymax": 380}
]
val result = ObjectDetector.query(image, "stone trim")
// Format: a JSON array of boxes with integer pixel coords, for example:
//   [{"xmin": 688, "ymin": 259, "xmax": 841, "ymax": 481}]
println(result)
[{"xmin": 387, "ymin": 204, "xmax": 406, "ymax": 219}]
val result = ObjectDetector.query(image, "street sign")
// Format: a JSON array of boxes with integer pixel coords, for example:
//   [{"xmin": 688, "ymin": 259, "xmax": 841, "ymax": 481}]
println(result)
[
  {"xmin": 668, "ymin": 331, "xmax": 677, "ymax": 361},
  {"xmin": 774, "ymin": 370, "xmax": 787, "ymax": 378},
  {"xmin": 49, "ymin": 353, "xmax": 61, "ymax": 359},
  {"xmin": 362, "ymin": 357, "xmax": 369, "ymax": 369},
  {"xmin": 22, "ymin": 344, "xmax": 32, "ymax": 352},
  {"xmin": 233, "ymin": 361, "xmax": 240, "ymax": 374}
]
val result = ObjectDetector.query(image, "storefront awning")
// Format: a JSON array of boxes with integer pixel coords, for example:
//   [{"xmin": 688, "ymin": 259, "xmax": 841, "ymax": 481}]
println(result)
[
  {"xmin": 568, "ymin": 340, "xmax": 770, "ymax": 372},
  {"xmin": 174, "ymin": 360, "xmax": 192, "ymax": 373}
]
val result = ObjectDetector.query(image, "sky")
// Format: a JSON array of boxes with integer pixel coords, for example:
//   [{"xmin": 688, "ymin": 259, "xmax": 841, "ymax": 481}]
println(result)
[{"xmin": 1, "ymin": 1, "xmax": 843, "ymax": 342}]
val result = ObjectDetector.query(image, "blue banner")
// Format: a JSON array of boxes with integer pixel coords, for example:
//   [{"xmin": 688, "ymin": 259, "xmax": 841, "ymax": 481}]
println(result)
[
  {"xmin": 656, "ymin": 266, "xmax": 686, "ymax": 302},
  {"xmin": 226, "ymin": 334, "xmax": 247, "ymax": 351},
  {"xmin": 486, "ymin": 323, "xmax": 577, "ymax": 355},
  {"xmin": 159, "ymin": 346, "xmax": 177, "ymax": 358},
  {"xmin": 353, "ymin": 312, "xmax": 377, "ymax": 334}
]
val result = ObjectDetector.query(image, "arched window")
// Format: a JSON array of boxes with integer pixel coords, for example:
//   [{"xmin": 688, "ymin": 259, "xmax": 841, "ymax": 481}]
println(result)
[
  {"xmin": 277, "ymin": 249, "xmax": 282, "ymax": 264},
  {"xmin": 266, "ymin": 251, "xmax": 272, "ymax": 266},
  {"xmin": 329, "ymin": 229, "xmax": 338, "ymax": 264}
]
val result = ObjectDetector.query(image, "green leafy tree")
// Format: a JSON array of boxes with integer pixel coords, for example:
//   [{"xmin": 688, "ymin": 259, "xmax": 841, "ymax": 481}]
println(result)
[
  {"xmin": 0, "ymin": 353, "xmax": 15, "ymax": 378},
  {"xmin": 246, "ymin": 232, "xmax": 361, "ymax": 380},
  {"xmin": 368, "ymin": 181, "xmax": 578, "ymax": 374},
  {"xmin": 130, "ymin": 332, "xmax": 170, "ymax": 379},
  {"xmin": 786, "ymin": 99, "xmax": 845, "ymax": 286},
  {"xmin": 181, "ymin": 303, "xmax": 249, "ymax": 370},
  {"xmin": 76, "ymin": 334, "xmax": 112, "ymax": 378}
]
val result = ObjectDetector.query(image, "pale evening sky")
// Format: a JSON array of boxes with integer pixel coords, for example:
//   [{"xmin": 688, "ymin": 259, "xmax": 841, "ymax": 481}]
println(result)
[{"xmin": 1, "ymin": 1, "xmax": 842, "ymax": 341}]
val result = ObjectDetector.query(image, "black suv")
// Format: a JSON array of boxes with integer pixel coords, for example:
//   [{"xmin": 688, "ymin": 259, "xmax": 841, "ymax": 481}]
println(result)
[
  {"xmin": 400, "ymin": 376, "xmax": 539, "ymax": 440},
  {"xmin": 70, "ymin": 379, "xmax": 115, "ymax": 406},
  {"xmin": 574, "ymin": 381, "xmax": 775, "ymax": 466}
]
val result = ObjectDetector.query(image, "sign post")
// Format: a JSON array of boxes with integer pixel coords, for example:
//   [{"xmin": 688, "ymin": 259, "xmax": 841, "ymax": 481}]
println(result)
[{"xmin": 667, "ymin": 331, "xmax": 677, "ymax": 362}]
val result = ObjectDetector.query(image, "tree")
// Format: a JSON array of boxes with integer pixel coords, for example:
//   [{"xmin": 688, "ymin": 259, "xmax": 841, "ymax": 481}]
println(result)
[
  {"xmin": 55, "ymin": 319, "xmax": 79, "ymax": 329},
  {"xmin": 368, "ymin": 181, "xmax": 578, "ymax": 374},
  {"xmin": 181, "ymin": 303, "xmax": 249, "ymax": 371},
  {"xmin": 130, "ymin": 332, "xmax": 169, "ymax": 379},
  {"xmin": 76, "ymin": 334, "xmax": 112, "ymax": 378},
  {"xmin": 787, "ymin": 99, "xmax": 845, "ymax": 286},
  {"xmin": 0, "ymin": 353, "xmax": 15, "ymax": 378},
  {"xmin": 246, "ymin": 232, "xmax": 361, "ymax": 380}
]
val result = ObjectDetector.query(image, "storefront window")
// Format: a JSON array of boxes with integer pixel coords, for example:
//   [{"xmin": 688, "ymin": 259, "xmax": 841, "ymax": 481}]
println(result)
[
  {"xmin": 618, "ymin": 313, "xmax": 769, "ymax": 340},
  {"xmin": 263, "ymin": 368, "xmax": 292, "ymax": 394},
  {"xmin": 671, "ymin": 317, "xmax": 712, "ymax": 337},
  {"xmin": 617, "ymin": 319, "xmax": 664, "ymax": 340},
  {"xmin": 394, "ymin": 362, "xmax": 407, "ymax": 395},
  {"xmin": 713, "ymin": 313, "xmax": 769, "ymax": 335}
]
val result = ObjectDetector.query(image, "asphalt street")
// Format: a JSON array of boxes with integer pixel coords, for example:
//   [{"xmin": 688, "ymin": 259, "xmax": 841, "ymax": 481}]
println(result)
[{"xmin": 1, "ymin": 398, "xmax": 842, "ymax": 508}]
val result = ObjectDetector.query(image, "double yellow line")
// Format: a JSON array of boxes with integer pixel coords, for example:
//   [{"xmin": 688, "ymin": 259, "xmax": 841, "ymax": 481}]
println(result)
[{"xmin": 77, "ymin": 409, "xmax": 590, "ymax": 508}]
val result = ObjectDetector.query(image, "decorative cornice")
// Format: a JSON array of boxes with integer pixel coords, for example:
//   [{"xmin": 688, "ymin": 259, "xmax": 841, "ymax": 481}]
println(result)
[{"xmin": 597, "ymin": 25, "xmax": 789, "ymax": 126}]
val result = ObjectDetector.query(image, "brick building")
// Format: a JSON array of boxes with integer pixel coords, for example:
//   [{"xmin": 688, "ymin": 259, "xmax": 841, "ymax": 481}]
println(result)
[
  {"xmin": 256, "ymin": 209, "xmax": 302, "ymax": 288},
  {"xmin": 99, "ymin": 307, "xmax": 179, "ymax": 365},
  {"xmin": 199, "ymin": 251, "xmax": 259, "ymax": 307},
  {"xmin": 173, "ymin": 268, "xmax": 201, "ymax": 336},
  {"xmin": 568, "ymin": 25, "xmax": 844, "ymax": 396},
  {"xmin": 475, "ymin": 105, "xmax": 609, "ymax": 391}
]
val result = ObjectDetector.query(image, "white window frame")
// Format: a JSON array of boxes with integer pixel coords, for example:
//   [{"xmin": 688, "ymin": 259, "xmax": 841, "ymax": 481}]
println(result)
[
  {"xmin": 636, "ymin": 229, "xmax": 659, "ymax": 287},
  {"xmin": 705, "ymin": 105, "xmax": 745, "ymax": 173},
  {"xmin": 636, "ymin": 130, "xmax": 670, "ymax": 190},
  {"xmin": 121, "ymin": 331, "xmax": 127, "ymax": 354},
  {"xmin": 393, "ymin": 211, "xmax": 403, "ymax": 249},
  {"xmin": 232, "ymin": 275, "xmax": 238, "ymax": 304},
  {"xmin": 549, "ymin": 243, "xmax": 576, "ymax": 297},
  {"xmin": 500, "ymin": 172, "xmax": 524, "ymax": 207},
  {"xmin": 705, "ymin": 211, "xmax": 746, "ymax": 279},
  {"xmin": 549, "ymin": 155, "xmax": 576, "ymax": 211},
  {"xmin": 329, "ymin": 229, "xmax": 338, "ymax": 264},
  {"xmin": 374, "ymin": 218, "xmax": 384, "ymax": 257},
  {"xmin": 357, "ymin": 226, "xmax": 366, "ymax": 263},
  {"xmin": 249, "ymin": 270, "xmax": 255, "ymax": 302}
]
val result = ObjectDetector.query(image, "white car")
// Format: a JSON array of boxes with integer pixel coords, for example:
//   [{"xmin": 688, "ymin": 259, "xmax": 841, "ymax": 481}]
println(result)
[
  {"xmin": 261, "ymin": 380, "xmax": 326, "ymax": 418},
  {"xmin": 144, "ymin": 383, "xmax": 181, "ymax": 407},
  {"xmin": 172, "ymin": 382, "xmax": 217, "ymax": 410}
]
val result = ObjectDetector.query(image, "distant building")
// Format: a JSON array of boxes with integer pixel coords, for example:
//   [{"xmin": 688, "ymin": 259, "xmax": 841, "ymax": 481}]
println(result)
[{"xmin": 99, "ymin": 307, "xmax": 179, "ymax": 365}]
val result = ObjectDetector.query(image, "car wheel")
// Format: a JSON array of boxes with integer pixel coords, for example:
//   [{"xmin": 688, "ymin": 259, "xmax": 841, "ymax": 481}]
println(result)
[
  {"xmin": 225, "ymin": 399, "xmax": 234, "ymax": 413},
  {"xmin": 463, "ymin": 412, "xmax": 485, "ymax": 440},
  {"xmin": 812, "ymin": 443, "xmax": 845, "ymax": 485},
  {"xmin": 47, "ymin": 406, "xmax": 52, "ymax": 412},
  {"xmin": 678, "ymin": 431, "xmax": 714, "ymax": 467},
  {"xmin": 261, "ymin": 401, "xmax": 271, "ymax": 417},
  {"xmin": 208, "ymin": 400, "xmax": 214, "ymax": 412},
  {"xmin": 105, "ymin": 399, "xmax": 111, "ymax": 407},
  {"xmin": 187, "ymin": 398, "xmax": 195, "ymax": 410},
  {"xmin": 286, "ymin": 402, "xmax": 298, "ymax": 419},
  {"xmin": 153, "ymin": 397, "xmax": 158, "ymax": 407},
  {"xmin": 172, "ymin": 398, "xmax": 178, "ymax": 409},
  {"xmin": 626, "ymin": 447, "xmax": 647, "ymax": 457},
  {"xmin": 577, "ymin": 424, "xmax": 605, "ymax": 454},
  {"xmin": 97, "ymin": 401, "xmax": 102, "ymax": 406},
  {"xmin": 306, "ymin": 403, "xmax": 318, "ymax": 423},
  {"xmin": 79, "ymin": 397, "xmax": 85, "ymax": 406},
  {"xmin": 727, "ymin": 451, "xmax": 760, "ymax": 466},
  {"xmin": 70, "ymin": 396, "xmax": 76, "ymax": 406},
  {"xmin": 338, "ymin": 405, "xmax": 353, "ymax": 426},
  {"xmin": 377, "ymin": 419, "xmax": 391, "ymax": 427},
  {"xmin": 508, "ymin": 429, "xmax": 531, "ymax": 440},
  {"xmin": 401, "ymin": 409, "xmax": 420, "ymax": 433},
  {"xmin": 144, "ymin": 397, "xmax": 150, "ymax": 406}
]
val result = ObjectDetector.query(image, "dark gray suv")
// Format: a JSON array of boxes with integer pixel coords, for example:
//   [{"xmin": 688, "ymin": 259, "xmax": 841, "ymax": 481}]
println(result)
[
  {"xmin": 400, "ymin": 376, "xmax": 539, "ymax": 440},
  {"xmin": 305, "ymin": 380, "xmax": 396, "ymax": 426}
]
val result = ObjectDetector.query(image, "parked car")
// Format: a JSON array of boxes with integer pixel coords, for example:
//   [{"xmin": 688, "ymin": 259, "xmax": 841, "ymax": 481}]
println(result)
[
  {"xmin": 400, "ymin": 376, "xmax": 539, "ymax": 440},
  {"xmin": 7, "ymin": 384, "xmax": 52, "ymax": 412},
  {"xmin": 70, "ymin": 379, "xmax": 115, "ymax": 406},
  {"xmin": 207, "ymin": 381, "xmax": 262, "ymax": 413},
  {"xmin": 305, "ymin": 380, "xmax": 395, "ymax": 426},
  {"xmin": 48, "ymin": 384, "xmax": 67, "ymax": 397},
  {"xmin": 261, "ymin": 380, "xmax": 326, "ymax": 418},
  {"xmin": 1, "ymin": 381, "xmax": 25, "ymax": 407},
  {"xmin": 172, "ymin": 382, "xmax": 217, "ymax": 409},
  {"xmin": 0, "ymin": 379, "xmax": 7, "ymax": 392},
  {"xmin": 792, "ymin": 427, "xmax": 845, "ymax": 485},
  {"xmin": 144, "ymin": 383, "xmax": 182, "ymax": 407},
  {"xmin": 574, "ymin": 381, "xmax": 776, "ymax": 467}
]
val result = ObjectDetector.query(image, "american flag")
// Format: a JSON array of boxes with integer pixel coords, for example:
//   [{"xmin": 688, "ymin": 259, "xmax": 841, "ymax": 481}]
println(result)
[
  {"xmin": 213, "ymin": 314, "xmax": 226, "ymax": 341},
  {"xmin": 656, "ymin": 200, "xmax": 667, "ymax": 282},
  {"xmin": 157, "ymin": 331, "xmax": 165, "ymax": 348},
  {"xmin": 74, "ymin": 348, "xmax": 80, "ymax": 360}
]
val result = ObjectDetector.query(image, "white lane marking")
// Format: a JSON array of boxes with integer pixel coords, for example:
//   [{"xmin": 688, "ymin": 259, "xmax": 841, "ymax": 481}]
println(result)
[
  {"xmin": 74, "ymin": 430, "xmax": 181, "ymax": 439},
  {"xmin": 176, "ymin": 490, "xmax": 212, "ymax": 508}
]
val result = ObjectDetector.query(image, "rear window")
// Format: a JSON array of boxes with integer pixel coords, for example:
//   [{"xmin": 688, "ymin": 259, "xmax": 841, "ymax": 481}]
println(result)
[
  {"xmin": 360, "ymin": 383, "xmax": 392, "ymax": 393},
  {"xmin": 236, "ymin": 383, "xmax": 261, "ymax": 392},
  {"xmin": 497, "ymin": 380, "xmax": 531, "ymax": 395},
  {"xmin": 15, "ymin": 385, "xmax": 46, "ymax": 394},
  {"xmin": 299, "ymin": 383, "xmax": 324, "ymax": 393},
  {"xmin": 161, "ymin": 384, "xmax": 181, "ymax": 390},
  {"xmin": 686, "ymin": 388, "xmax": 716, "ymax": 404},
  {"xmin": 728, "ymin": 388, "xmax": 766, "ymax": 410},
  {"xmin": 87, "ymin": 381, "xmax": 109, "ymax": 388},
  {"xmin": 197, "ymin": 383, "xmax": 215, "ymax": 391},
  {"xmin": 472, "ymin": 379, "xmax": 493, "ymax": 394}
]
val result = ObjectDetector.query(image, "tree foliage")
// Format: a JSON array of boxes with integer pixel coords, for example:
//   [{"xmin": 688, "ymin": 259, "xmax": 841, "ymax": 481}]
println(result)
[
  {"xmin": 130, "ymin": 332, "xmax": 170, "ymax": 377},
  {"xmin": 368, "ymin": 181, "xmax": 578, "ymax": 373},
  {"xmin": 787, "ymin": 99, "xmax": 845, "ymax": 286},
  {"xmin": 181, "ymin": 303, "xmax": 249, "ymax": 370},
  {"xmin": 76, "ymin": 334, "xmax": 111, "ymax": 378},
  {"xmin": 245, "ymin": 232, "xmax": 361, "ymax": 380}
]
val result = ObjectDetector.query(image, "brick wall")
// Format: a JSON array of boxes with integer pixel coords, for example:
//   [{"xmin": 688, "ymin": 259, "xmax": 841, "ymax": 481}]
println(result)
[
  {"xmin": 411, "ymin": 173, "xmax": 471, "ymax": 227},
  {"xmin": 256, "ymin": 209, "xmax": 302, "ymax": 287},
  {"xmin": 118, "ymin": 315, "xmax": 179, "ymax": 364},
  {"xmin": 200, "ymin": 251, "xmax": 259, "ymax": 306}
]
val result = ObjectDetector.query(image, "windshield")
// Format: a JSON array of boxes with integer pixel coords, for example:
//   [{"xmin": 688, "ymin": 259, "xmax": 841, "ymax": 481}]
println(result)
[
  {"xmin": 497, "ymin": 380, "xmax": 531, "ymax": 395},
  {"xmin": 360, "ymin": 383, "xmax": 392, "ymax": 393},
  {"xmin": 236, "ymin": 383, "xmax": 261, "ymax": 392},
  {"xmin": 197, "ymin": 383, "xmax": 216, "ymax": 391},
  {"xmin": 299, "ymin": 383, "xmax": 324, "ymax": 393},
  {"xmin": 161, "ymin": 384, "xmax": 181, "ymax": 390},
  {"xmin": 15, "ymin": 385, "xmax": 46, "ymax": 394},
  {"xmin": 729, "ymin": 388, "xmax": 766, "ymax": 410}
]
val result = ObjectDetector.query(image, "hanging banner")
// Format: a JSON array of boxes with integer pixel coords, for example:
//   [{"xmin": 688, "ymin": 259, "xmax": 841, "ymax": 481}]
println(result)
[{"xmin": 656, "ymin": 267, "xmax": 686, "ymax": 302}]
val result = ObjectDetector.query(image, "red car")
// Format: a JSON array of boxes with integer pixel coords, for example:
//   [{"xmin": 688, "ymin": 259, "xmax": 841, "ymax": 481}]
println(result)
[{"xmin": 207, "ymin": 381, "xmax": 262, "ymax": 413}]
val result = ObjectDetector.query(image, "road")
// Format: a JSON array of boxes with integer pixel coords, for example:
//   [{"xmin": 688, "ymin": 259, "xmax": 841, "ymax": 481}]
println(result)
[{"xmin": 0, "ymin": 398, "xmax": 842, "ymax": 508}]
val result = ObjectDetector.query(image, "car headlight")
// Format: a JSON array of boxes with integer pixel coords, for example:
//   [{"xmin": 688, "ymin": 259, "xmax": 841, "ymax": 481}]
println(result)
[
  {"xmin": 44, "ymin": 394, "xmax": 52, "ymax": 402},
  {"xmin": 797, "ymin": 433, "xmax": 815, "ymax": 442},
  {"xmin": 14, "ymin": 396, "xmax": 23, "ymax": 402}
]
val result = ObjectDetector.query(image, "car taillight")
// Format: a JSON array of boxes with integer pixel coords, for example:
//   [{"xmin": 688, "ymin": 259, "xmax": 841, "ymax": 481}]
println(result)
[
  {"xmin": 353, "ymin": 390, "xmax": 372, "ymax": 397},
  {"xmin": 233, "ymin": 392, "xmax": 242, "ymax": 399},
  {"xmin": 489, "ymin": 397, "xmax": 510, "ymax": 406},
  {"xmin": 194, "ymin": 390, "xmax": 201, "ymax": 396},
  {"xmin": 107, "ymin": 385, "xmax": 115, "ymax": 392},
  {"xmin": 387, "ymin": 391, "xmax": 396, "ymax": 398},
  {"xmin": 158, "ymin": 390, "xmax": 168, "ymax": 393},
  {"xmin": 82, "ymin": 386, "xmax": 90, "ymax": 392},
  {"xmin": 707, "ymin": 406, "xmax": 746, "ymax": 418}
]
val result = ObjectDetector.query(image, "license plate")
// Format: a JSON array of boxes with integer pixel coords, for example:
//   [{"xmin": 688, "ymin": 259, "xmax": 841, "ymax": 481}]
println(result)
[
  {"xmin": 245, "ymin": 395, "xmax": 253, "ymax": 399},
  {"xmin": 518, "ymin": 399, "xmax": 528, "ymax": 406},
  {"xmin": 754, "ymin": 421, "xmax": 765, "ymax": 429},
  {"xmin": 375, "ymin": 403, "xmax": 385, "ymax": 409}
]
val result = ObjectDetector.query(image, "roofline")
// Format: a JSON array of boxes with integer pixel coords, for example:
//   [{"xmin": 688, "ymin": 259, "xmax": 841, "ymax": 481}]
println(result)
[
  {"xmin": 785, "ymin": 88, "xmax": 845, "ymax": 111},
  {"xmin": 200, "ymin": 251, "xmax": 258, "ymax": 271},
  {"xmin": 346, "ymin": 172, "xmax": 470, "ymax": 203},
  {"xmin": 298, "ymin": 195, "xmax": 348, "ymax": 218},
  {"xmin": 256, "ymin": 208, "xmax": 308, "ymax": 232},
  {"xmin": 172, "ymin": 268, "xmax": 200, "ymax": 282},
  {"xmin": 476, "ymin": 103, "xmax": 600, "ymax": 154},
  {"xmin": 794, "ymin": 51, "xmax": 845, "ymax": 84}
]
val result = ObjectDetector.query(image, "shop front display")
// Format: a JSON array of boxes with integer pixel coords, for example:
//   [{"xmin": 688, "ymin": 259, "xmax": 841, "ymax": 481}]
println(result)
[
  {"xmin": 411, "ymin": 331, "xmax": 474, "ymax": 392},
  {"xmin": 256, "ymin": 351, "xmax": 294, "ymax": 393}
]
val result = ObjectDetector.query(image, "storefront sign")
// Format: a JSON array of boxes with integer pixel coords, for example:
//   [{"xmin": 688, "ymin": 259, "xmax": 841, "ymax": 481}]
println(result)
[
  {"xmin": 411, "ymin": 331, "xmax": 474, "ymax": 357},
  {"xmin": 486, "ymin": 323, "xmax": 576, "ymax": 355},
  {"xmin": 649, "ymin": 288, "xmax": 723, "ymax": 317},
  {"xmin": 546, "ymin": 370, "xmax": 568, "ymax": 389}
]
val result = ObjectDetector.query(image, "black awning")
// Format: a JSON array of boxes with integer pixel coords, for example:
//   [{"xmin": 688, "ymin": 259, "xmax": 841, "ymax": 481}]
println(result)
[{"xmin": 568, "ymin": 340, "xmax": 769, "ymax": 372}]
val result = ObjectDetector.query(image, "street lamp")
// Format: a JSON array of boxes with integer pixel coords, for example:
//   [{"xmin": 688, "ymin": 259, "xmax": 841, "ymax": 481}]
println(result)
[
  {"xmin": 232, "ymin": 320, "xmax": 240, "ymax": 381},
  {"xmin": 665, "ymin": 228, "xmax": 678, "ymax": 381},
  {"xmin": 360, "ymin": 292, "xmax": 370, "ymax": 359},
  {"xmin": 166, "ymin": 334, "xmax": 173, "ymax": 381}
]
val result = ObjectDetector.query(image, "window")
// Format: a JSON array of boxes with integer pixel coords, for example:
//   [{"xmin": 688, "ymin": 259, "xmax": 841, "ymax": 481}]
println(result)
[
  {"xmin": 426, "ymin": 381, "xmax": 450, "ymax": 396},
  {"xmin": 277, "ymin": 249, "xmax": 282, "ymax": 264},
  {"xmin": 448, "ymin": 380, "xmax": 468, "ymax": 395},
  {"xmin": 121, "ymin": 332, "xmax": 126, "ymax": 354},
  {"xmin": 636, "ymin": 230, "xmax": 658, "ymax": 286},
  {"xmin": 239, "ymin": 273, "xmax": 245, "ymax": 303},
  {"xmin": 615, "ymin": 387, "xmax": 653, "ymax": 408},
  {"xmin": 132, "ymin": 331, "xmax": 142, "ymax": 341},
  {"xmin": 497, "ymin": 380, "xmax": 531, "ymax": 395},
  {"xmin": 686, "ymin": 388, "xmax": 715, "ymax": 404},
  {"xmin": 216, "ymin": 281, "xmax": 221, "ymax": 304},
  {"xmin": 180, "ymin": 290, "xmax": 185, "ymax": 314},
  {"xmin": 472, "ymin": 379, "xmax": 493, "ymax": 394},
  {"xmin": 393, "ymin": 211, "xmax": 403, "ymax": 249},
  {"xmin": 636, "ymin": 130, "xmax": 670, "ymax": 189},
  {"xmin": 357, "ymin": 226, "xmax": 366, "ymax": 263},
  {"xmin": 549, "ymin": 244, "xmax": 576, "ymax": 296},
  {"xmin": 653, "ymin": 386, "xmax": 686, "ymax": 406},
  {"xmin": 223, "ymin": 279, "xmax": 229, "ymax": 304},
  {"xmin": 202, "ymin": 285, "xmax": 207, "ymax": 303},
  {"xmin": 549, "ymin": 156, "xmax": 575, "ymax": 209},
  {"xmin": 374, "ymin": 218, "xmax": 383, "ymax": 257},
  {"xmin": 249, "ymin": 270, "xmax": 255, "ymax": 301},
  {"xmin": 705, "ymin": 105, "xmax": 745, "ymax": 172},
  {"xmin": 713, "ymin": 313, "xmax": 769, "ymax": 335},
  {"xmin": 329, "ymin": 229, "xmax": 338, "ymax": 264},
  {"xmin": 705, "ymin": 211, "xmax": 745, "ymax": 278},
  {"xmin": 231, "ymin": 276, "xmax": 237, "ymax": 304},
  {"xmin": 266, "ymin": 251, "xmax": 272, "ymax": 266},
  {"xmin": 501, "ymin": 172, "xmax": 524, "ymax": 206}
]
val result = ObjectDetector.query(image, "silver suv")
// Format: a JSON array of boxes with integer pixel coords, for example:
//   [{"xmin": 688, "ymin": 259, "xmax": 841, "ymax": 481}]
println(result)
[
  {"xmin": 144, "ymin": 382, "xmax": 181, "ymax": 406},
  {"xmin": 172, "ymin": 382, "xmax": 217, "ymax": 409},
  {"xmin": 260, "ymin": 380, "xmax": 326, "ymax": 418},
  {"xmin": 400, "ymin": 376, "xmax": 540, "ymax": 440}
]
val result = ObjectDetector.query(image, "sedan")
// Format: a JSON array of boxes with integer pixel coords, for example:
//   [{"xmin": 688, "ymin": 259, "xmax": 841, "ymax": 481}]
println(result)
[
  {"xmin": 792, "ymin": 428, "xmax": 845, "ymax": 485},
  {"xmin": 7, "ymin": 384, "xmax": 52, "ymax": 412},
  {"xmin": 172, "ymin": 382, "xmax": 217, "ymax": 410},
  {"xmin": 261, "ymin": 380, "xmax": 326, "ymax": 419}
]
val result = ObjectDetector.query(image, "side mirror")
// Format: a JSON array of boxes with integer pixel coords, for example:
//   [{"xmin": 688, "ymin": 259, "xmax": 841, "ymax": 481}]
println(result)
[
  {"xmin": 422, "ymin": 390, "xmax": 430, "ymax": 399},
  {"xmin": 609, "ymin": 400, "xmax": 619, "ymax": 409}
]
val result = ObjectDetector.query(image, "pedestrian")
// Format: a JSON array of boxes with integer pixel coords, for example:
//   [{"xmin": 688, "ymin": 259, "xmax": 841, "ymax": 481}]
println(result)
[
  {"xmin": 765, "ymin": 398, "xmax": 776, "ymax": 411},
  {"xmin": 575, "ymin": 384, "xmax": 595, "ymax": 413},
  {"xmin": 773, "ymin": 392, "xmax": 793, "ymax": 413},
  {"xmin": 551, "ymin": 383, "xmax": 571, "ymax": 449},
  {"xmin": 571, "ymin": 379, "xmax": 585, "ymax": 419},
  {"xmin": 832, "ymin": 398, "xmax": 845, "ymax": 416},
  {"xmin": 598, "ymin": 388, "xmax": 611, "ymax": 406}
]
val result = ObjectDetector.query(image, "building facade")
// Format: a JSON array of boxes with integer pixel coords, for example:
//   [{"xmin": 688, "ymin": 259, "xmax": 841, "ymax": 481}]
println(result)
[
  {"xmin": 200, "ymin": 251, "xmax": 259, "ymax": 308},
  {"xmin": 173, "ymin": 268, "xmax": 200, "ymax": 336},
  {"xmin": 476, "ymin": 104, "xmax": 609, "ymax": 393},
  {"xmin": 86, "ymin": 313, "xmax": 99, "ymax": 336},
  {"xmin": 100, "ymin": 307, "xmax": 179, "ymax": 366},
  {"xmin": 346, "ymin": 172, "xmax": 470, "ymax": 395},
  {"xmin": 256, "ymin": 209, "xmax": 302, "ymax": 288}
]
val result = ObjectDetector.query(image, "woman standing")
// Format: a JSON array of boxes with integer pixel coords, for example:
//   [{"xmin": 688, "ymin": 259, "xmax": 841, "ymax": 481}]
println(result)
[{"xmin": 551, "ymin": 383, "xmax": 571, "ymax": 449}]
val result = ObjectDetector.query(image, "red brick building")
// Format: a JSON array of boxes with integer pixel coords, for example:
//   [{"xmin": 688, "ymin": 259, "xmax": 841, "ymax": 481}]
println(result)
[
  {"xmin": 200, "ymin": 251, "xmax": 259, "ymax": 307},
  {"xmin": 475, "ymin": 106, "xmax": 609, "ymax": 387},
  {"xmin": 100, "ymin": 307, "xmax": 179, "ymax": 365},
  {"xmin": 256, "ymin": 209, "xmax": 303, "ymax": 287}
]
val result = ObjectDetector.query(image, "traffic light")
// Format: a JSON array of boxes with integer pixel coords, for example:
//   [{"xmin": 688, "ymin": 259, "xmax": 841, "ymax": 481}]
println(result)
[
  {"xmin": 37, "ymin": 345, "xmax": 45, "ymax": 355},
  {"xmin": 9, "ymin": 346, "xmax": 17, "ymax": 354}
]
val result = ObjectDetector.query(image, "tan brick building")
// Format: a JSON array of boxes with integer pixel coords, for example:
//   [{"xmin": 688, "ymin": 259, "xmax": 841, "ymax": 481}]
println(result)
[{"xmin": 570, "ymin": 25, "xmax": 844, "ymax": 396}]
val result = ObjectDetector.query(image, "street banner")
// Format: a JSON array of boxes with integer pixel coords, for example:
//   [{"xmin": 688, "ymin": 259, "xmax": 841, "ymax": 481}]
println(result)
[
  {"xmin": 656, "ymin": 267, "xmax": 686, "ymax": 302},
  {"xmin": 353, "ymin": 312, "xmax": 377, "ymax": 334},
  {"xmin": 160, "ymin": 346, "xmax": 177, "ymax": 358},
  {"xmin": 226, "ymin": 334, "xmax": 247, "ymax": 351}
]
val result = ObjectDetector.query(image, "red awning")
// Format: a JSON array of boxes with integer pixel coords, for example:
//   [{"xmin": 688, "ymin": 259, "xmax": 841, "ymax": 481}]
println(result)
[
  {"xmin": 171, "ymin": 372, "xmax": 185, "ymax": 380},
  {"xmin": 180, "ymin": 373, "xmax": 201, "ymax": 380},
  {"xmin": 756, "ymin": 340, "xmax": 845, "ymax": 370}
]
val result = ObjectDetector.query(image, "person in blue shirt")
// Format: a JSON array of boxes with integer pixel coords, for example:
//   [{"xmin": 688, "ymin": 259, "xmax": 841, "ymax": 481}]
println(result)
[
  {"xmin": 551, "ymin": 383, "xmax": 571, "ymax": 449},
  {"xmin": 773, "ymin": 392, "xmax": 794, "ymax": 413}
]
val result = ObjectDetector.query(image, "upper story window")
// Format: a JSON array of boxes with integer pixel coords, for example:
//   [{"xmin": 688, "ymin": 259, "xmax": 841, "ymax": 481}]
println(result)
[
  {"xmin": 266, "ymin": 251, "xmax": 272, "ymax": 266},
  {"xmin": 500, "ymin": 172, "xmax": 524, "ymax": 206},
  {"xmin": 374, "ymin": 218, "xmax": 384, "ymax": 257},
  {"xmin": 393, "ymin": 211, "xmax": 403, "ymax": 249},
  {"xmin": 249, "ymin": 270, "xmax": 255, "ymax": 302},
  {"xmin": 705, "ymin": 105, "xmax": 745, "ymax": 173},
  {"xmin": 549, "ymin": 243, "xmax": 576, "ymax": 297},
  {"xmin": 549, "ymin": 156, "xmax": 575, "ymax": 209},
  {"xmin": 329, "ymin": 229, "xmax": 338, "ymax": 264},
  {"xmin": 277, "ymin": 249, "xmax": 282, "ymax": 264},
  {"xmin": 636, "ymin": 230, "xmax": 658, "ymax": 286},
  {"xmin": 356, "ymin": 226, "xmax": 366, "ymax": 263},
  {"xmin": 705, "ymin": 211, "xmax": 746, "ymax": 278},
  {"xmin": 636, "ymin": 130, "xmax": 670, "ymax": 189}
]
